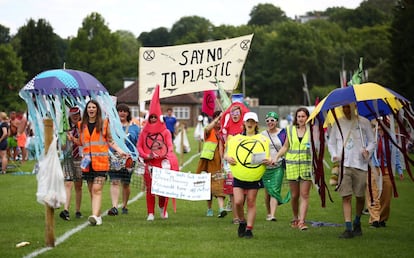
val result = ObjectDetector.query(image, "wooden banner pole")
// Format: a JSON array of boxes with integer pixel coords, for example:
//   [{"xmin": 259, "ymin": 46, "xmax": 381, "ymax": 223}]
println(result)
[{"xmin": 43, "ymin": 118, "xmax": 55, "ymax": 247}]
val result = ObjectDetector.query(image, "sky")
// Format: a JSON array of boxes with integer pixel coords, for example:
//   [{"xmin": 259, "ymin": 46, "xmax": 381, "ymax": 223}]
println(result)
[{"xmin": 0, "ymin": 0, "xmax": 362, "ymax": 38}]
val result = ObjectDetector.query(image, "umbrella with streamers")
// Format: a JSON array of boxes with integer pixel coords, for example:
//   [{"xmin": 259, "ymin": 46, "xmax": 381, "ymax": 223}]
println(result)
[{"xmin": 20, "ymin": 69, "xmax": 137, "ymax": 161}]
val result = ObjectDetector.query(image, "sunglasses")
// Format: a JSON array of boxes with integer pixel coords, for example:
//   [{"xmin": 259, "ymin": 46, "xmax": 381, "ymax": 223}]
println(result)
[
  {"xmin": 149, "ymin": 115, "xmax": 157, "ymax": 119},
  {"xmin": 230, "ymin": 110, "xmax": 241, "ymax": 116},
  {"xmin": 266, "ymin": 118, "xmax": 276, "ymax": 123}
]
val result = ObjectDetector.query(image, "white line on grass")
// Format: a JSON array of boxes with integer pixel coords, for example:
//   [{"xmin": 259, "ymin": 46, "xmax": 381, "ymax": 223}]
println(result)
[
  {"xmin": 24, "ymin": 152, "xmax": 200, "ymax": 258},
  {"xmin": 24, "ymin": 191, "xmax": 145, "ymax": 258}
]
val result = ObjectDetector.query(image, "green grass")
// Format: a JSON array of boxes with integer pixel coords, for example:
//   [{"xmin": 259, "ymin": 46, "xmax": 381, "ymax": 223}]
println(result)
[{"xmin": 1, "ymin": 128, "xmax": 413, "ymax": 258}]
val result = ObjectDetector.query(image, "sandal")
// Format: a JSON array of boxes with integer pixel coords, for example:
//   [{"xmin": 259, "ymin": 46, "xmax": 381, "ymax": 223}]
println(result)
[
  {"xmin": 298, "ymin": 221, "xmax": 308, "ymax": 231},
  {"xmin": 290, "ymin": 219, "xmax": 299, "ymax": 228}
]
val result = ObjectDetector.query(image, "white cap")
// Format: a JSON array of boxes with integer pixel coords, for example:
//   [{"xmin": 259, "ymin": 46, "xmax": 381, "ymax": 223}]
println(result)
[{"xmin": 243, "ymin": 112, "xmax": 258, "ymax": 122}]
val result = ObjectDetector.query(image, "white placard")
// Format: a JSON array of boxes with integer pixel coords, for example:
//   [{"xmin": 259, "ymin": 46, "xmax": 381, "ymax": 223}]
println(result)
[
  {"xmin": 138, "ymin": 34, "xmax": 254, "ymax": 102},
  {"xmin": 251, "ymin": 152, "xmax": 266, "ymax": 164},
  {"xmin": 151, "ymin": 167, "xmax": 211, "ymax": 201}
]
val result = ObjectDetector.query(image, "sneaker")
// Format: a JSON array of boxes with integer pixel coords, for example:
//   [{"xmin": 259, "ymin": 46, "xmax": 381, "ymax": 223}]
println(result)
[
  {"xmin": 244, "ymin": 229, "xmax": 253, "ymax": 239},
  {"xmin": 238, "ymin": 221, "xmax": 247, "ymax": 237},
  {"xmin": 122, "ymin": 207, "xmax": 128, "ymax": 214},
  {"xmin": 88, "ymin": 215, "xmax": 102, "ymax": 226},
  {"xmin": 225, "ymin": 200, "xmax": 232, "ymax": 211},
  {"xmin": 362, "ymin": 208, "xmax": 369, "ymax": 215},
  {"xmin": 75, "ymin": 211, "xmax": 82, "ymax": 219},
  {"xmin": 232, "ymin": 218, "xmax": 240, "ymax": 224},
  {"xmin": 160, "ymin": 207, "xmax": 168, "ymax": 219},
  {"xmin": 95, "ymin": 216, "xmax": 102, "ymax": 226},
  {"xmin": 379, "ymin": 221, "xmax": 386, "ymax": 227},
  {"xmin": 370, "ymin": 221, "xmax": 380, "ymax": 228},
  {"xmin": 108, "ymin": 207, "xmax": 118, "ymax": 216},
  {"xmin": 266, "ymin": 214, "xmax": 272, "ymax": 221},
  {"xmin": 147, "ymin": 213, "xmax": 154, "ymax": 221},
  {"xmin": 271, "ymin": 217, "xmax": 277, "ymax": 222},
  {"xmin": 298, "ymin": 221, "xmax": 308, "ymax": 231},
  {"xmin": 290, "ymin": 219, "xmax": 299, "ymax": 228},
  {"xmin": 353, "ymin": 223, "xmax": 362, "ymax": 236},
  {"xmin": 206, "ymin": 209, "xmax": 214, "ymax": 217},
  {"xmin": 218, "ymin": 209, "xmax": 227, "ymax": 218},
  {"xmin": 59, "ymin": 210, "xmax": 70, "ymax": 221},
  {"xmin": 339, "ymin": 230, "xmax": 354, "ymax": 239}
]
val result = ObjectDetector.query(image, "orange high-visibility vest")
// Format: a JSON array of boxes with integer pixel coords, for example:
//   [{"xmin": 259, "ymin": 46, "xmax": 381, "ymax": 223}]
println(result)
[{"xmin": 78, "ymin": 119, "xmax": 109, "ymax": 172}]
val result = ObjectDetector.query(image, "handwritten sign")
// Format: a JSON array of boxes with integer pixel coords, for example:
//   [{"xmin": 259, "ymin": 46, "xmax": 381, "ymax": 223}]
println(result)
[
  {"xmin": 151, "ymin": 167, "xmax": 211, "ymax": 201},
  {"xmin": 138, "ymin": 34, "xmax": 254, "ymax": 102}
]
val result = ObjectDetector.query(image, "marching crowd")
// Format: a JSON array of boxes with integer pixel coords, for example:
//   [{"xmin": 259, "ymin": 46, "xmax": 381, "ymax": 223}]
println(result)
[{"xmin": 1, "ymin": 96, "xmax": 405, "ymax": 240}]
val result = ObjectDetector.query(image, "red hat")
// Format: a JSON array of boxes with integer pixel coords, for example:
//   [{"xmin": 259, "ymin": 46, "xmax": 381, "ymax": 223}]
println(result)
[{"xmin": 69, "ymin": 106, "xmax": 80, "ymax": 115}]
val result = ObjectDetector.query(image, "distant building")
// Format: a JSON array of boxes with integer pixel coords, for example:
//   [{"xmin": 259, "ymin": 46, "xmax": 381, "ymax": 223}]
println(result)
[{"xmin": 115, "ymin": 81, "xmax": 201, "ymax": 127}]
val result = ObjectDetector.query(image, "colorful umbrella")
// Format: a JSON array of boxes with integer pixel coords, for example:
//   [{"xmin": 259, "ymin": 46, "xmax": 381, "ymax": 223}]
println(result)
[
  {"xmin": 308, "ymin": 82, "xmax": 409, "ymax": 125},
  {"xmin": 19, "ymin": 69, "xmax": 136, "ymax": 161},
  {"xmin": 21, "ymin": 69, "xmax": 107, "ymax": 97},
  {"xmin": 307, "ymin": 82, "xmax": 414, "ymax": 207}
]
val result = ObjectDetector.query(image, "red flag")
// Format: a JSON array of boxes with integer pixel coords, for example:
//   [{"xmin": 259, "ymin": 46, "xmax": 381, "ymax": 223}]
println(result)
[{"xmin": 202, "ymin": 90, "xmax": 215, "ymax": 117}]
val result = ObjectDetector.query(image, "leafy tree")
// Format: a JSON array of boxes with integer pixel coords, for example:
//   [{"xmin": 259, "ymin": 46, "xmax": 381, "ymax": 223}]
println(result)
[
  {"xmin": 15, "ymin": 18, "xmax": 62, "ymax": 80},
  {"xmin": 170, "ymin": 16, "xmax": 214, "ymax": 44},
  {"xmin": 248, "ymin": 3, "xmax": 289, "ymax": 26},
  {"xmin": 66, "ymin": 12, "xmax": 125, "ymax": 94},
  {"xmin": 390, "ymin": 0, "xmax": 414, "ymax": 99},
  {"xmin": 0, "ymin": 24, "xmax": 11, "ymax": 44},
  {"xmin": 0, "ymin": 44, "xmax": 26, "ymax": 111},
  {"xmin": 115, "ymin": 30, "xmax": 140, "ymax": 79},
  {"xmin": 328, "ymin": 4, "xmax": 389, "ymax": 30},
  {"xmin": 138, "ymin": 27, "xmax": 171, "ymax": 46}
]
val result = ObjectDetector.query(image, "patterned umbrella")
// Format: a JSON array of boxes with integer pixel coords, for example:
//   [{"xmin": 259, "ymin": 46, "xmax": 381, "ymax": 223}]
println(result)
[
  {"xmin": 21, "ymin": 69, "xmax": 107, "ymax": 97},
  {"xmin": 19, "ymin": 69, "xmax": 135, "ymax": 161}
]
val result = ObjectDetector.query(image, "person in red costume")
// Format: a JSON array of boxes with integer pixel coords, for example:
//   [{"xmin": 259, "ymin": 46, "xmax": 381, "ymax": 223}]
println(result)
[
  {"xmin": 137, "ymin": 85, "xmax": 179, "ymax": 221},
  {"xmin": 220, "ymin": 102, "xmax": 249, "ymax": 223}
]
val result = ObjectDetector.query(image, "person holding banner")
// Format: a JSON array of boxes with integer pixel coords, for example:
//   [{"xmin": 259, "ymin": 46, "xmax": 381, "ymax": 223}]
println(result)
[
  {"xmin": 224, "ymin": 112, "xmax": 271, "ymax": 239},
  {"xmin": 196, "ymin": 110, "xmax": 227, "ymax": 218},
  {"xmin": 137, "ymin": 85, "xmax": 179, "ymax": 221}
]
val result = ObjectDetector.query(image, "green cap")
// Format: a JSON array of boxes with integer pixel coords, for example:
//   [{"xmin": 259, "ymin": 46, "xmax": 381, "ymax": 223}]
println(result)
[{"xmin": 266, "ymin": 111, "xmax": 279, "ymax": 120}]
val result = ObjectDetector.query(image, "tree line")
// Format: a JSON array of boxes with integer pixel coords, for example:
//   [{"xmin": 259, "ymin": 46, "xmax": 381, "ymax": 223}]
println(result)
[{"xmin": 0, "ymin": 0, "xmax": 413, "ymax": 112}]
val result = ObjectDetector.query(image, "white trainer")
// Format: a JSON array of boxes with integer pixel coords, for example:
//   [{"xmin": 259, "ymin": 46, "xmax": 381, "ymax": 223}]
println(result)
[
  {"xmin": 147, "ymin": 213, "xmax": 154, "ymax": 221},
  {"xmin": 88, "ymin": 215, "xmax": 97, "ymax": 226},
  {"xmin": 160, "ymin": 208, "xmax": 168, "ymax": 219},
  {"xmin": 96, "ymin": 216, "xmax": 102, "ymax": 225}
]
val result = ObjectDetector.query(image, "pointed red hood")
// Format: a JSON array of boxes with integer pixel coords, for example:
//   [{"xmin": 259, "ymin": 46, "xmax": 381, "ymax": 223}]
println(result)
[{"xmin": 144, "ymin": 85, "xmax": 167, "ymax": 133}]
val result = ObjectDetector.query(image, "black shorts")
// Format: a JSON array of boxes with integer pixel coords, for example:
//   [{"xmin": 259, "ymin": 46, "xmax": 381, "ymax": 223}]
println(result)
[
  {"xmin": 233, "ymin": 177, "xmax": 264, "ymax": 189},
  {"xmin": 108, "ymin": 168, "xmax": 132, "ymax": 184}
]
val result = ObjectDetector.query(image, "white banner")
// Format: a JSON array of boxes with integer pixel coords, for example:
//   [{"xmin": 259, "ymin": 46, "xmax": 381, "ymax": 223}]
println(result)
[
  {"xmin": 138, "ymin": 34, "xmax": 254, "ymax": 102},
  {"xmin": 151, "ymin": 167, "xmax": 211, "ymax": 201}
]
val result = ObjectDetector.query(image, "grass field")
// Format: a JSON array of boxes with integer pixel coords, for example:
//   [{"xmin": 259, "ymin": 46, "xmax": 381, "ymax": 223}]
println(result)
[{"xmin": 1, "ymin": 127, "xmax": 413, "ymax": 258}]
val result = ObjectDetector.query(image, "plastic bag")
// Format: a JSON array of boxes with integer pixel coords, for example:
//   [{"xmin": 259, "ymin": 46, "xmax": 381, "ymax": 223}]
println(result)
[{"xmin": 36, "ymin": 136, "xmax": 66, "ymax": 208}]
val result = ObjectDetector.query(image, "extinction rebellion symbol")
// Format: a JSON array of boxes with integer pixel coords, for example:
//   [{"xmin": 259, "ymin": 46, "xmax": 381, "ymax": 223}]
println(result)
[
  {"xmin": 235, "ymin": 139, "xmax": 266, "ymax": 169},
  {"xmin": 145, "ymin": 132, "xmax": 168, "ymax": 157}
]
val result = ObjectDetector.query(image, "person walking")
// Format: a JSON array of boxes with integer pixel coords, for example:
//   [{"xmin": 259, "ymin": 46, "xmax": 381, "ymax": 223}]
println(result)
[
  {"xmin": 224, "ymin": 112, "xmax": 270, "ymax": 238},
  {"xmin": 164, "ymin": 108, "xmax": 177, "ymax": 141},
  {"xmin": 328, "ymin": 103, "xmax": 375, "ymax": 238},
  {"xmin": 196, "ymin": 111, "xmax": 227, "ymax": 218},
  {"xmin": 137, "ymin": 86, "xmax": 179, "ymax": 221},
  {"xmin": 60, "ymin": 106, "xmax": 83, "ymax": 220},
  {"xmin": 275, "ymin": 107, "xmax": 312, "ymax": 231},
  {"xmin": 261, "ymin": 111, "xmax": 290, "ymax": 221},
  {"xmin": 367, "ymin": 119, "xmax": 403, "ymax": 228},
  {"xmin": 68, "ymin": 100, "xmax": 128, "ymax": 226},
  {"xmin": 108, "ymin": 103, "xmax": 140, "ymax": 216},
  {"xmin": 0, "ymin": 112, "xmax": 9, "ymax": 174}
]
